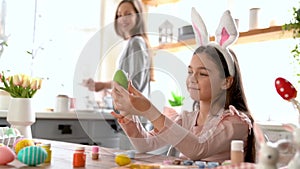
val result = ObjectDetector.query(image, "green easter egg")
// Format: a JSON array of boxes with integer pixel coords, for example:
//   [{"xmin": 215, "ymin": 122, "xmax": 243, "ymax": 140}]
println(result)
[
  {"xmin": 113, "ymin": 70, "xmax": 128, "ymax": 89},
  {"xmin": 17, "ymin": 146, "xmax": 47, "ymax": 166}
]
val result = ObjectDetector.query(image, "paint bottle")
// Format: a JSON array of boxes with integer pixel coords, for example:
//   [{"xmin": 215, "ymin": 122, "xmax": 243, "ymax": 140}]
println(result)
[
  {"xmin": 73, "ymin": 146, "xmax": 86, "ymax": 167},
  {"xmin": 41, "ymin": 143, "xmax": 52, "ymax": 163},
  {"xmin": 91, "ymin": 146, "xmax": 99, "ymax": 160},
  {"xmin": 230, "ymin": 140, "xmax": 244, "ymax": 165}
]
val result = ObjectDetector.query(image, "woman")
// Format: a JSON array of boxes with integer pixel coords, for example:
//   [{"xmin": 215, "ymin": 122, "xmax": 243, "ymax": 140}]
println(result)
[
  {"xmin": 84, "ymin": 0, "xmax": 151, "ymax": 95},
  {"xmin": 110, "ymin": 9, "xmax": 255, "ymax": 163}
]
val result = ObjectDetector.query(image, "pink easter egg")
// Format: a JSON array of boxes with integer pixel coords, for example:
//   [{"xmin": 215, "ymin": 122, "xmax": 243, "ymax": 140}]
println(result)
[{"xmin": 0, "ymin": 146, "xmax": 16, "ymax": 165}]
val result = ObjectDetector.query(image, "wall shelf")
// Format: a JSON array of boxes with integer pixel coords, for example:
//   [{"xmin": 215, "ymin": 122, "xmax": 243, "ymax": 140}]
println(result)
[
  {"xmin": 152, "ymin": 25, "xmax": 294, "ymax": 51},
  {"xmin": 142, "ymin": 0, "xmax": 180, "ymax": 6}
]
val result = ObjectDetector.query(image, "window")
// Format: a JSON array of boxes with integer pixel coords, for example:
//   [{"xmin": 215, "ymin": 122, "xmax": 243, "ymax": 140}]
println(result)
[{"xmin": 0, "ymin": 0, "xmax": 101, "ymax": 110}]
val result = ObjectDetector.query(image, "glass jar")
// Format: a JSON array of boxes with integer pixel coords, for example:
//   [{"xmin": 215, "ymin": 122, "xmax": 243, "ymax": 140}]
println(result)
[{"xmin": 73, "ymin": 146, "xmax": 86, "ymax": 167}]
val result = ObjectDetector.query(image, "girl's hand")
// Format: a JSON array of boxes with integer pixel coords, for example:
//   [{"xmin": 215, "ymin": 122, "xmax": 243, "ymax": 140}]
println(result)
[
  {"xmin": 110, "ymin": 111, "xmax": 127, "ymax": 123},
  {"xmin": 111, "ymin": 81, "xmax": 161, "ymax": 122}
]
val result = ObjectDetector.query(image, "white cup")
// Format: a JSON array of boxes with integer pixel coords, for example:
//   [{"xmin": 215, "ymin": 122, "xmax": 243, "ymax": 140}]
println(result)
[
  {"xmin": 249, "ymin": 8, "xmax": 260, "ymax": 30},
  {"xmin": 0, "ymin": 91, "xmax": 10, "ymax": 110},
  {"xmin": 55, "ymin": 95, "xmax": 70, "ymax": 112},
  {"xmin": 0, "ymin": 95, "xmax": 10, "ymax": 109}
]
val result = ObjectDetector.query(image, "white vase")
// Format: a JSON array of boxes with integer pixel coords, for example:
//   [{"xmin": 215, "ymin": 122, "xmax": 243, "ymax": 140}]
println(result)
[{"xmin": 6, "ymin": 98, "xmax": 35, "ymax": 139}]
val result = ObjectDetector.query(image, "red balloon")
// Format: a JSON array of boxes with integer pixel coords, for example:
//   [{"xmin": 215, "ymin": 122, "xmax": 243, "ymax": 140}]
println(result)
[{"xmin": 275, "ymin": 77, "xmax": 297, "ymax": 101}]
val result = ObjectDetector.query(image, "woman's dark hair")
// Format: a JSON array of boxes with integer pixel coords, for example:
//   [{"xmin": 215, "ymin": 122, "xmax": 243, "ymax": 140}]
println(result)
[
  {"xmin": 114, "ymin": 0, "xmax": 148, "ymax": 44},
  {"xmin": 193, "ymin": 46, "xmax": 256, "ymax": 163}
]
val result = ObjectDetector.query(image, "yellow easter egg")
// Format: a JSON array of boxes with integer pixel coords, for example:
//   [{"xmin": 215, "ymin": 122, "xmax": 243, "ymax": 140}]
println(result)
[
  {"xmin": 14, "ymin": 139, "xmax": 35, "ymax": 155},
  {"xmin": 115, "ymin": 154, "xmax": 131, "ymax": 166}
]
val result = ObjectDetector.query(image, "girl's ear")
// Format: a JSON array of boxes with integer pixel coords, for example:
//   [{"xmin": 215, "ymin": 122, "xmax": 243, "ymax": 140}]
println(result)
[{"xmin": 221, "ymin": 76, "xmax": 233, "ymax": 89}]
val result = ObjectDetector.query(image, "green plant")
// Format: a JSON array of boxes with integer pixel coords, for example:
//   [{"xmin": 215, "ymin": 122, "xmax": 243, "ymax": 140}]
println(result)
[
  {"xmin": 282, "ymin": 5, "xmax": 300, "ymax": 84},
  {"xmin": 168, "ymin": 91, "xmax": 184, "ymax": 107}
]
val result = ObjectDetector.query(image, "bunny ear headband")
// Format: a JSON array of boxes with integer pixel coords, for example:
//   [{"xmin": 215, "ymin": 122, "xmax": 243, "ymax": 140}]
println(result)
[{"xmin": 191, "ymin": 7, "xmax": 239, "ymax": 76}]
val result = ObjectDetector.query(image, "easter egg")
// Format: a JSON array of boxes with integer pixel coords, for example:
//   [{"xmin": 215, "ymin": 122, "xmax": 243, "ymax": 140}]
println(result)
[
  {"xmin": 115, "ymin": 154, "xmax": 131, "ymax": 166},
  {"xmin": 17, "ymin": 146, "xmax": 47, "ymax": 166},
  {"xmin": 275, "ymin": 77, "xmax": 297, "ymax": 101},
  {"xmin": 113, "ymin": 69, "xmax": 128, "ymax": 89},
  {"xmin": 14, "ymin": 139, "xmax": 35, "ymax": 155},
  {"xmin": 0, "ymin": 146, "xmax": 16, "ymax": 165},
  {"xmin": 13, "ymin": 137, "xmax": 25, "ymax": 148}
]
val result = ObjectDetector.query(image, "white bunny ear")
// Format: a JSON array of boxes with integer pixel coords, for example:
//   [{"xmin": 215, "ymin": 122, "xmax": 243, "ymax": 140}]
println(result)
[
  {"xmin": 215, "ymin": 10, "xmax": 238, "ymax": 48},
  {"xmin": 211, "ymin": 10, "xmax": 238, "ymax": 76},
  {"xmin": 191, "ymin": 7, "xmax": 209, "ymax": 46}
]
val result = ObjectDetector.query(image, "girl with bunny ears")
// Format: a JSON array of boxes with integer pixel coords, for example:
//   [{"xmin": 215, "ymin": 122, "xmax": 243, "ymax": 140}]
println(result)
[{"xmin": 111, "ymin": 8, "xmax": 255, "ymax": 163}]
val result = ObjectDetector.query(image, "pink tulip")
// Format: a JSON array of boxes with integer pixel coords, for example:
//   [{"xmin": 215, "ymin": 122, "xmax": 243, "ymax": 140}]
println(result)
[
  {"xmin": 21, "ymin": 75, "xmax": 30, "ymax": 88},
  {"xmin": 37, "ymin": 78, "xmax": 42, "ymax": 89},
  {"xmin": 12, "ymin": 74, "xmax": 22, "ymax": 86},
  {"xmin": 30, "ymin": 78, "xmax": 38, "ymax": 90}
]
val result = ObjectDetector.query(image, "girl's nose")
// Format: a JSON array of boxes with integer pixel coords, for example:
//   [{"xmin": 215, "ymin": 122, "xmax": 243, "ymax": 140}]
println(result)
[{"xmin": 189, "ymin": 74, "xmax": 198, "ymax": 83}]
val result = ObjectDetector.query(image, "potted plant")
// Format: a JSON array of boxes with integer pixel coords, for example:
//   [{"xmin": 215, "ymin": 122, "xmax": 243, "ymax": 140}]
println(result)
[
  {"xmin": 167, "ymin": 91, "xmax": 184, "ymax": 113},
  {"xmin": 0, "ymin": 71, "xmax": 43, "ymax": 138},
  {"xmin": 282, "ymin": 5, "xmax": 300, "ymax": 85}
]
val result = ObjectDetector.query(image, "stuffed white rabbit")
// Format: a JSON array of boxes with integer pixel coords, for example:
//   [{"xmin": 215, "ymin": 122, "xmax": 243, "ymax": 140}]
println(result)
[
  {"xmin": 283, "ymin": 123, "xmax": 300, "ymax": 169},
  {"xmin": 254, "ymin": 123, "xmax": 290, "ymax": 169}
]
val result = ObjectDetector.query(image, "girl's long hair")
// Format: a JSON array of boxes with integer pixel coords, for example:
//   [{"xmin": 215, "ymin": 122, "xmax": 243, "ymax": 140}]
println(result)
[{"xmin": 193, "ymin": 46, "xmax": 256, "ymax": 162}]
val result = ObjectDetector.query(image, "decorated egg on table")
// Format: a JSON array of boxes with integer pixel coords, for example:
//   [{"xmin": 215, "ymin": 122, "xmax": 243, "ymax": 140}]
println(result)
[
  {"xmin": 17, "ymin": 146, "xmax": 47, "ymax": 166},
  {"xmin": 13, "ymin": 137, "xmax": 24, "ymax": 148},
  {"xmin": 0, "ymin": 145, "xmax": 16, "ymax": 165},
  {"xmin": 14, "ymin": 138, "xmax": 35, "ymax": 155},
  {"xmin": 115, "ymin": 154, "xmax": 131, "ymax": 166},
  {"xmin": 275, "ymin": 77, "xmax": 297, "ymax": 101}
]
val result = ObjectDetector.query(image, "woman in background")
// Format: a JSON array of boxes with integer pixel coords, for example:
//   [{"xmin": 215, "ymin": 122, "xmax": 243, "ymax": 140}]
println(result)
[{"xmin": 84, "ymin": 0, "xmax": 151, "ymax": 96}]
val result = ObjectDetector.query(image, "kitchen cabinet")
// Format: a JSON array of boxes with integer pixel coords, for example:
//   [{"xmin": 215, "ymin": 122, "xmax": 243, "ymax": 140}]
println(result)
[{"xmin": 0, "ymin": 110, "xmax": 121, "ymax": 148}]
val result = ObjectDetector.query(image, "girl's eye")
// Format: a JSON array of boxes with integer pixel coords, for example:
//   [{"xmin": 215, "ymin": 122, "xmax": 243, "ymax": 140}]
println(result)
[{"xmin": 199, "ymin": 72, "xmax": 208, "ymax": 76}]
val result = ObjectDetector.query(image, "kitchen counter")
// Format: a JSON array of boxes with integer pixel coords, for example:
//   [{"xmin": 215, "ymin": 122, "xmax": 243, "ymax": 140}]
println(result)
[
  {"xmin": 0, "ymin": 109, "xmax": 120, "ymax": 147},
  {"xmin": 0, "ymin": 109, "xmax": 114, "ymax": 120}
]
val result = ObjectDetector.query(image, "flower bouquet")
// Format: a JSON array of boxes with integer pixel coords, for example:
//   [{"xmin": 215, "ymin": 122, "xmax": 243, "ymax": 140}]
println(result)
[
  {"xmin": 0, "ymin": 72, "xmax": 42, "ymax": 98},
  {"xmin": 0, "ymin": 72, "xmax": 43, "ymax": 138}
]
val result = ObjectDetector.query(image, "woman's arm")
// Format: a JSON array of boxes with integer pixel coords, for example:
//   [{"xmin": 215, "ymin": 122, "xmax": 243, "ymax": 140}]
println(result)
[{"xmin": 94, "ymin": 81, "xmax": 112, "ymax": 92}]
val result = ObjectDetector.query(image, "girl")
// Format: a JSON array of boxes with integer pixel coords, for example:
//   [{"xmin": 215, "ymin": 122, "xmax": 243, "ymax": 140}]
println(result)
[{"xmin": 111, "ymin": 8, "xmax": 255, "ymax": 163}]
